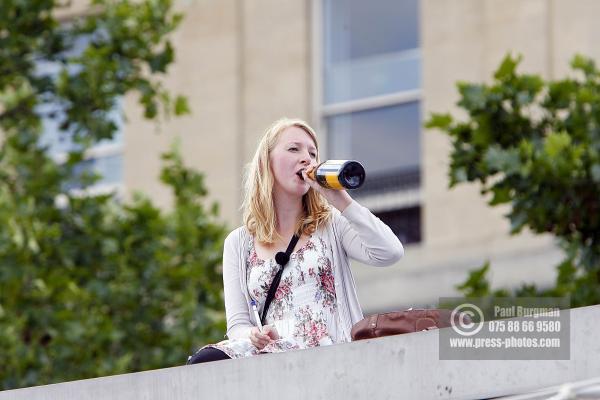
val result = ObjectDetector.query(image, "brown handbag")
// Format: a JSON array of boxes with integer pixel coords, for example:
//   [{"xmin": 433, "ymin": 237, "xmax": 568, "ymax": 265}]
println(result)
[{"xmin": 351, "ymin": 309, "xmax": 464, "ymax": 341}]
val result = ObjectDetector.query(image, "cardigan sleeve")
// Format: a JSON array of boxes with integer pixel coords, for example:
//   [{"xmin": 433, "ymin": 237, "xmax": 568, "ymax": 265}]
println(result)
[
  {"xmin": 335, "ymin": 199, "xmax": 404, "ymax": 267},
  {"xmin": 222, "ymin": 230, "xmax": 253, "ymax": 340}
]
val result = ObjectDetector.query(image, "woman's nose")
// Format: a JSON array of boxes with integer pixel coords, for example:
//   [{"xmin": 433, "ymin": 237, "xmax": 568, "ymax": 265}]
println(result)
[{"xmin": 300, "ymin": 150, "xmax": 311, "ymax": 164}]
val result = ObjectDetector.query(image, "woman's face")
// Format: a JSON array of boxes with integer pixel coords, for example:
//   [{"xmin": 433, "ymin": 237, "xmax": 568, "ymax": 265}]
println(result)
[{"xmin": 269, "ymin": 126, "xmax": 318, "ymax": 198}]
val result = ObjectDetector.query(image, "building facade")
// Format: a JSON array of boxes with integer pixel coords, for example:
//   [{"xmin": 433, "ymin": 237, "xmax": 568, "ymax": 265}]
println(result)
[{"xmin": 62, "ymin": 0, "xmax": 600, "ymax": 312}]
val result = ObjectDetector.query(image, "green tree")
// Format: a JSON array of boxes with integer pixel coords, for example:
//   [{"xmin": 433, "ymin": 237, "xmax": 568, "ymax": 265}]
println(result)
[
  {"xmin": 0, "ymin": 0, "xmax": 226, "ymax": 389},
  {"xmin": 426, "ymin": 54, "xmax": 600, "ymax": 306}
]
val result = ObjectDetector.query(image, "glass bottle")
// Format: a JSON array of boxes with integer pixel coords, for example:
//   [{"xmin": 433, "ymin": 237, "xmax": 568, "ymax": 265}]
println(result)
[{"xmin": 307, "ymin": 160, "xmax": 366, "ymax": 190}]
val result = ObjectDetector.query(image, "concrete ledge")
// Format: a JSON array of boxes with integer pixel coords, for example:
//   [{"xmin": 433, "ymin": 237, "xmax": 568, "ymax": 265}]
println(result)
[{"xmin": 2, "ymin": 305, "xmax": 600, "ymax": 400}]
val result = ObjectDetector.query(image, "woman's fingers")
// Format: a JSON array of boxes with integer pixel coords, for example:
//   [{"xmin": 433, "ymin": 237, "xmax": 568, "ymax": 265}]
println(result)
[
  {"xmin": 263, "ymin": 325, "xmax": 279, "ymax": 340},
  {"xmin": 302, "ymin": 169, "xmax": 322, "ymax": 193},
  {"xmin": 249, "ymin": 327, "xmax": 261, "ymax": 348},
  {"xmin": 249, "ymin": 325, "xmax": 279, "ymax": 349},
  {"xmin": 301, "ymin": 164, "xmax": 351, "ymax": 211},
  {"xmin": 249, "ymin": 327, "xmax": 273, "ymax": 349}
]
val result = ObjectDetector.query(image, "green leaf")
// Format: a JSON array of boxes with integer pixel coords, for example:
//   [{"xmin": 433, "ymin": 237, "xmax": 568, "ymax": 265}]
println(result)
[
  {"xmin": 149, "ymin": 42, "xmax": 174, "ymax": 73},
  {"xmin": 174, "ymin": 95, "xmax": 190, "ymax": 116},
  {"xmin": 483, "ymin": 146, "xmax": 521, "ymax": 175},
  {"xmin": 450, "ymin": 167, "xmax": 468, "ymax": 186},
  {"xmin": 0, "ymin": 0, "xmax": 228, "ymax": 390},
  {"xmin": 556, "ymin": 257, "xmax": 577, "ymax": 286},
  {"xmin": 488, "ymin": 185, "xmax": 511, "ymax": 206},
  {"xmin": 425, "ymin": 113, "xmax": 453, "ymax": 130},
  {"xmin": 571, "ymin": 54, "xmax": 597, "ymax": 77},
  {"xmin": 494, "ymin": 53, "xmax": 522, "ymax": 81},
  {"xmin": 508, "ymin": 210, "xmax": 528, "ymax": 234},
  {"xmin": 543, "ymin": 131, "xmax": 571, "ymax": 158},
  {"xmin": 458, "ymin": 83, "xmax": 487, "ymax": 111},
  {"xmin": 456, "ymin": 262, "xmax": 491, "ymax": 297}
]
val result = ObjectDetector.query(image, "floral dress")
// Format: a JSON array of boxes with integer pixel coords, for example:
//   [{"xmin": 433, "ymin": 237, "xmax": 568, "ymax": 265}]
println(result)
[{"xmin": 205, "ymin": 233, "xmax": 343, "ymax": 359}]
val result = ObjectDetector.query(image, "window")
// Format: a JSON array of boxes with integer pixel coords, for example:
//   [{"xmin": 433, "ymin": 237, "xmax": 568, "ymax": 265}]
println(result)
[
  {"xmin": 322, "ymin": 0, "xmax": 420, "ymax": 104},
  {"xmin": 375, "ymin": 207, "xmax": 421, "ymax": 245},
  {"xmin": 36, "ymin": 32, "xmax": 124, "ymax": 196},
  {"xmin": 317, "ymin": 0, "xmax": 422, "ymax": 243},
  {"xmin": 326, "ymin": 103, "xmax": 420, "ymax": 175}
]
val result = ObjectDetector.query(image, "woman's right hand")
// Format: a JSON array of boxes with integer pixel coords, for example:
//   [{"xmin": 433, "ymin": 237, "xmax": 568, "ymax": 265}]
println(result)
[{"xmin": 249, "ymin": 325, "xmax": 279, "ymax": 349}]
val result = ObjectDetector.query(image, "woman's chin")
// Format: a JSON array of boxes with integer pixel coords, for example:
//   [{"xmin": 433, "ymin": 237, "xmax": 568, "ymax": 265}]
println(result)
[
  {"xmin": 290, "ymin": 184, "xmax": 309, "ymax": 197},
  {"xmin": 296, "ymin": 187, "xmax": 310, "ymax": 197}
]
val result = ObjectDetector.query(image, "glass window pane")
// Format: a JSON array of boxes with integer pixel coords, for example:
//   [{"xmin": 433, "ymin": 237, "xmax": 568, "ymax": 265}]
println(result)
[
  {"xmin": 324, "ymin": 0, "xmax": 419, "ymax": 62},
  {"xmin": 36, "ymin": 33, "xmax": 109, "ymax": 157},
  {"xmin": 326, "ymin": 102, "xmax": 421, "ymax": 177},
  {"xmin": 35, "ymin": 32, "xmax": 124, "ymax": 188},
  {"xmin": 323, "ymin": 0, "xmax": 420, "ymax": 104},
  {"xmin": 375, "ymin": 206, "xmax": 421, "ymax": 244},
  {"xmin": 69, "ymin": 154, "xmax": 123, "ymax": 189},
  {"xmin": 38, "ymin": 104, "xmax": 124, "ymax": 157},
  {"xmin": 93, "ymin": 154, "xmax": 123, "ymax": 185},
  {"xmin": 324, "ymin": 51, "xmax": 420, "ymax": 104}
]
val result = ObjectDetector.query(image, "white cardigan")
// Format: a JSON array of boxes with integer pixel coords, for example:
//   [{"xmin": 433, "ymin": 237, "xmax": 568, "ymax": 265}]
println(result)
[{"xmin": 222, "ymin": 199, "xmax": 404, "ymax": 342}]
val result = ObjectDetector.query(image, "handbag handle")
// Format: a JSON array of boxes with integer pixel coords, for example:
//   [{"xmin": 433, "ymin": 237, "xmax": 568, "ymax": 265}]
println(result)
[{"xmin": 260, "ymin": 234, "xmax": 300, "ymax": 325}]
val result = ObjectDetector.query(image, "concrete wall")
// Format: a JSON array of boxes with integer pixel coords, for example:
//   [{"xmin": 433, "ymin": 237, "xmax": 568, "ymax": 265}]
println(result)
[{"xmin": 2, "ymin": 305, "xmax": 599, "ymax": 400}]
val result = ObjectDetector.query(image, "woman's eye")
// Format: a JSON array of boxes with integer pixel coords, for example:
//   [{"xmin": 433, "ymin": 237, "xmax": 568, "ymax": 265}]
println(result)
[
  {"xmin": 289, "ymin": 147, "xmax": 298, "ymax": 151},
  {"xmin": 310, "ymin": 153, "xmax": 316, "ymax": 158}
]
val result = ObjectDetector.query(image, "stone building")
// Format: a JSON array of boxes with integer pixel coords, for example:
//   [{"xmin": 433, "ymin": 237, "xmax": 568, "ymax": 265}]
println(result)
[{"xmin": 56, "ymin": 0, "xmax": 600, "ymax": 312}]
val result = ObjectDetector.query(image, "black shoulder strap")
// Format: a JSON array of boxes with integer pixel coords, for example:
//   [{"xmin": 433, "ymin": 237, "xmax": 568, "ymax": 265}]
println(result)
[{"xmin": 260, "ymin": 234, "xmax": 300, "ymax": 325}]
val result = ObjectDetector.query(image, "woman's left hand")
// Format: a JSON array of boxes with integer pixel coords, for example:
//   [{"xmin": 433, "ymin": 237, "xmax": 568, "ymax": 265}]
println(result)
[{"xmin": 302, "ymin": 165, "xmax": 352, "ymax": 213}]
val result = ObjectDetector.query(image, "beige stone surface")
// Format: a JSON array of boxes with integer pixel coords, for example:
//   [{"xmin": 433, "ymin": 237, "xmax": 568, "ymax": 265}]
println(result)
[
  {"xmin": 552, "ymin": 0, "xmax": 600, "ymax": 78},
  {"xmin": 353, "ymin": 232, "xmax": 561, "ymax": 313},
  {"xmin": 240, "ymin": 0, "xmax": 312, "ymax": 162},
  {"xmin": 123, "ymin": 0, "xmax": 240, "ymax": 225},
  {"xmin": 122, "ymin": 0, "xmax": 311, "ymax": 228},
  {"xmin": 422, "ymin": 0, "xmax": 552, "ymax": 250},
  {"xmin": 54, "ymin": 0, "xmax": 90, "ymax": 20}
]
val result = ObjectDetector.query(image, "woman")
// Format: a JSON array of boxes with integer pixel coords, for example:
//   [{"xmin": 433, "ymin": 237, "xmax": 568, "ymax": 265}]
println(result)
[{"xmin": 187, "ymin": 118, "xmax": 404, "ymax": 363}]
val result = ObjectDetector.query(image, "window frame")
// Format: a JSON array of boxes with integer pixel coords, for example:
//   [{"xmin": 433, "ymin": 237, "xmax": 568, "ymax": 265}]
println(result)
[
  {"xmin": 36, "ymin": 28, "xmax": 125, "ymax": 198},
  {"xmin": 310, "ymin": 0, "xmax": 422, "ymax": 213}
]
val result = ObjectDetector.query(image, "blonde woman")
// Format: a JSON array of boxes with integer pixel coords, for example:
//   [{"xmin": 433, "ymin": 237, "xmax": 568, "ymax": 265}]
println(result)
[{"xmin": 187, "ymin": 118, "xmax": 404, "ymax": 363}]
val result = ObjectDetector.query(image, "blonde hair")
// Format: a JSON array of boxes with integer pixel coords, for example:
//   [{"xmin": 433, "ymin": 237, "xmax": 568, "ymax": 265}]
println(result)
[{"xmin": 242, "ymin": 118, "xmax": 331, "ymax": 244}]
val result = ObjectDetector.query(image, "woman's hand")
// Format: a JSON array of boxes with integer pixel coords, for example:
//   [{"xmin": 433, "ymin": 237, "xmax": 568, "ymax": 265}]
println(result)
[
  {"xmin": 249, "ymin": 325, "xmax": 279, "ymax": 350},
  {"xmin": 302, "ymin": 164, "xmax": 352, "ymax": 213}
]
